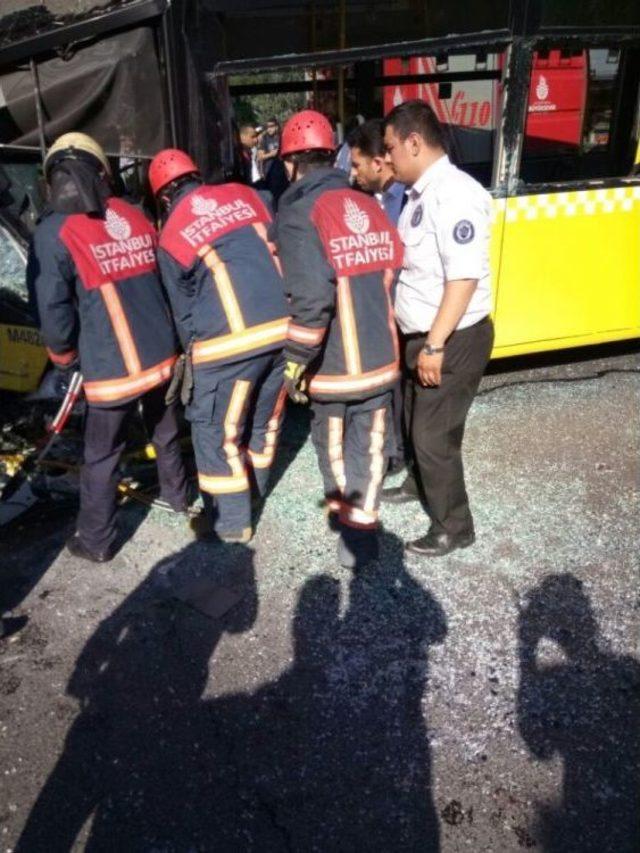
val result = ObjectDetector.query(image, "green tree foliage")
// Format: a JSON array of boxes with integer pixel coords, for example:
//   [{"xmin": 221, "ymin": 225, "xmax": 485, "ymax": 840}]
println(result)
[{"xmin": 230, "ymin": 71, "xmax": 307, "ymax": 128}]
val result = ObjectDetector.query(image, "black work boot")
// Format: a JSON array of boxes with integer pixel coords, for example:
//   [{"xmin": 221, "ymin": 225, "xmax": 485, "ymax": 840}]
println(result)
[
  {"xmin": 405, "ymin": 528, "xmax": 475, "ymax": 558},
  {"xmin": 326, "ymin": 511, "xmax": 341, "ymax": 534},
  {"xmin": 337, "ymin": 526, "xmax": 379, "ymax": 570},
  {"xmin": 66, "ymin": 534, "xmax": 114, "ymax": 564},
  {"xmin": 216, "ymin": 528, "xmax": 253, "ymax": 544},
  {"xmin": 190, "ymin": 514, "xmax": 252, "ymax": 544}
]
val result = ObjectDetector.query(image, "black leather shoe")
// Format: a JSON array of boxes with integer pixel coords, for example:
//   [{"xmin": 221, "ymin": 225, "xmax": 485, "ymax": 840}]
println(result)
[
  {"xmin": 66, "ymin": 534, "xmax": 114, "ymax": 564},
  {"xmin": 405, "ymin": 530, "xmax": 475, "ymax": 558},
  {"xmin": 381, "ymin": 485, "xmax": 421, "ymax": 505},
  {"xmin": 338, "ymin": 527, "xmax": 379, "ymax": 570}
]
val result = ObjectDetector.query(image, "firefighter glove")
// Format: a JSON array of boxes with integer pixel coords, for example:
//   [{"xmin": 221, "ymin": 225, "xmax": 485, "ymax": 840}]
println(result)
[
  {"xmin": 181, "ymin": 352, "xmax": 194, "ymax": 407},
  {"xmin": 164, "ymin": 352, "xmax": 194, "ymax": 407},
  {"xmin": 284, "ymin": 360, "xmax": 308, "ymax": 405},
  {"xmin": 165, "ymin": 354, "xmax": 185, "ymax": 406}
]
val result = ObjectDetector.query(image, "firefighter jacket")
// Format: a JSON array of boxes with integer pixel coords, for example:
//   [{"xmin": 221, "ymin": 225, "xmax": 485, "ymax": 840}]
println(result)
[
  {"xmin": 28, "ymin": 198, "xmax": 177, "ymax": 407},
  {"xmin": 157, "ymin": 181, "xmax": 288, "ymax": 369},
  {"xmin": 275, "ymin": 167, "xmax": 403, "ymax": 402}
]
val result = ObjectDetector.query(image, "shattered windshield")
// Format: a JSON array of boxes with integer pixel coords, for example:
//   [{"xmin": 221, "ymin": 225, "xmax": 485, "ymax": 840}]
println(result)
[{"xmin": 0, "ymin": 222, "xmax": 26, "ymax": 299}]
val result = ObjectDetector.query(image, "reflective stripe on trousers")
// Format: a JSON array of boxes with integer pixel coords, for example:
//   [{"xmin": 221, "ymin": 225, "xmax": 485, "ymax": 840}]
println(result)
[
  {"xmin": 188, "ymin": 350, "xmax": 285, "ymax": 535},
  {"xmin": 310, "ymin": 392, "xmax": 392, "ymax": 530}
]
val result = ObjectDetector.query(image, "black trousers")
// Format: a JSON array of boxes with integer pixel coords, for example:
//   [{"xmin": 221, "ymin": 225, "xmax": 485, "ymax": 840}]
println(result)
[
  {"xmin": 78, "ymin": 384, "xmax": 187, "ymax": 553},
  {"xmin": 310, "ymin": 392, "xmax": 393, "ymax": 530},
  {"xmin": 390, "ymin": 377, "xmax": 406, "ymax": 464},
  {"xmin": 402, "ymin": 317, "xmax": 494, "ymax": 537}
]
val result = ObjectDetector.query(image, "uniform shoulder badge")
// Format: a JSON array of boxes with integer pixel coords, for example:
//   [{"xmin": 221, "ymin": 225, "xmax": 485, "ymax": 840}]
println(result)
[
  {"xmin": 453, "ymin": 219, "xmax": 474, "ymax": 244},
  {"xmin": 411, "ymin": 203, "xmax": 423, "ymax": 228}
]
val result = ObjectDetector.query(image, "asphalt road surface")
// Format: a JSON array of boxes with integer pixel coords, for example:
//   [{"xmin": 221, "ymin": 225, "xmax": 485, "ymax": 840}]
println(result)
[{"xmin": 1, "ymin": 344, "xmax": 639, "ymax": 852}]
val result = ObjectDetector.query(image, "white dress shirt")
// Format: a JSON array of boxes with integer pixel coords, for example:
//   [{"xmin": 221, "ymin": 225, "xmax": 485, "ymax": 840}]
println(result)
[{"xmin": 394, "ymin": 154, "xmax": 492, "ymax": 334}]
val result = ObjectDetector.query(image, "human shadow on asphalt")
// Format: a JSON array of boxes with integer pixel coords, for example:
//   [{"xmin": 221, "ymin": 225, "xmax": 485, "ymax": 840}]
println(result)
[
  {"xmin": 16, "ymin": 532, "xmax": 447, "ymax": 852},
  {"xmin": 14, "ymin": 540, "xmax": 258, "ymax": 852},
  {"xmin": 206, "ymin": 534, "xmax": 447, "ymax": 850},
  {"xmin": 516, "ymin": 574, "xmax": 640, "ymax": 853},
  {"xmin": 0, "ymin": 493, "xmax": 157, "ymax": 623},
  {"xmin": 0, "ymin": 508, "xmax": 69, "ymax": 616}
]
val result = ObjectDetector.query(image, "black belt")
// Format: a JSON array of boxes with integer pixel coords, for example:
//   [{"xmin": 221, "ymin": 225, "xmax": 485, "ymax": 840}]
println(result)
[{"xmin": 402, "ymin": 314, "xmax": 490, "ymax": 341}]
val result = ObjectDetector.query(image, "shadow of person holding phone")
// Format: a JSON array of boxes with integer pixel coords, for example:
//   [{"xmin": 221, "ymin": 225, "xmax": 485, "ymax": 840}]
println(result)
[{"xmin": 517, "ymin": 573, "xmax": 640, "ymax": 853}]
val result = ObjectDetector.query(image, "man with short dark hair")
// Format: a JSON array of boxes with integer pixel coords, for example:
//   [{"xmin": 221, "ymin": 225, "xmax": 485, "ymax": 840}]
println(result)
[
  {"xmin": 239, "ymin": 123, "xmax": 260, "ymax": 184},
  {"xmin": 382, "ymin": 100, "xmax": 494, "ymax": 558},
  {"xmin": 349, "ymin": 118, "xmax": 405, "ymax": 226},
  {"xmin": 257, "ymin": 117, "xmax": 280, "ymax": 179}
]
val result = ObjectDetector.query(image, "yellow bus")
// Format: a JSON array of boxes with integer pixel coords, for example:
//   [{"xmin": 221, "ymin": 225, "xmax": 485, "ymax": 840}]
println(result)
[
  {"xmin": 1, "ymin": 0, "xmax": 638, "ymax": 393},
  {"xmin": 216, "ymin": 1, "xmax": 640, "ymax": 359}
]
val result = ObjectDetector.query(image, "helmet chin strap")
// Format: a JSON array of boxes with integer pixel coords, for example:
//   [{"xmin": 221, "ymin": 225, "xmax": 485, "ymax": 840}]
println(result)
[
  {"xmin": 157, "ymin": 173, "xmax": 202, "ymax": 221},
  {"xmin": 158, "ymin": 190, "xmax": 172, "ymax": 219}
]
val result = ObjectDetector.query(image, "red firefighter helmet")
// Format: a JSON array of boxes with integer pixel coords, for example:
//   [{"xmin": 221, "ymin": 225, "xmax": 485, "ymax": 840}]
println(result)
[
  {"xmin": 280, "ymin": 110, "xmax": 335, "ymax": 157},
  {"xmin": 148, "ymin": 148, "xmax": 199, "ymax": 195}
]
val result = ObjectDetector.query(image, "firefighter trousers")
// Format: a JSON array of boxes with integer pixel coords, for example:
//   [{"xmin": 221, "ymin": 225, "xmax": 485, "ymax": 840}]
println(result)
[
  {"xmin": 78, "ymin": 384, "xmax": 188, "ymax": 553},
  {"xmin": 310, "ymin": 392, "xmax": 392, "ymax": 531},
  {"xmin": 188, "ymin": 350, "xmax": 286, "ymax": 537}
]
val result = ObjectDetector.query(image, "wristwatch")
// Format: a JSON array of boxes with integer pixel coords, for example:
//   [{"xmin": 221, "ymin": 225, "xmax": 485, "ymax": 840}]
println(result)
[{"xmin": 422, "ymin": 343, "xmax": 445, "ymax": 355}]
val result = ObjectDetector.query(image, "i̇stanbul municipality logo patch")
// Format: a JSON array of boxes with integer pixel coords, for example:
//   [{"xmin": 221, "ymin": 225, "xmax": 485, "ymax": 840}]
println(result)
[
  {"xmin": 105, "ymin": 208, "xmax": 132, "ymax": 241},
  {"xmin": 191, "ymin": 195, "xmax": 219, "ymax": 217},
  {"xmin": 343, "ymin": 197, "xmax": 370, "ymax": 235}
]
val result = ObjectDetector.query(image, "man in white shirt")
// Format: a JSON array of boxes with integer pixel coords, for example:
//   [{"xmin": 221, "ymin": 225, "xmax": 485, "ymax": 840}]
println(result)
[{"xmin": 382, "ymin": 100, "xmax": 494, "ymax": 557}]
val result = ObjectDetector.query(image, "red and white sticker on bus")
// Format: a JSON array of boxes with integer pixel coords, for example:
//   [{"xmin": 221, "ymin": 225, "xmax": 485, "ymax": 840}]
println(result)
[{"xmin": 383, "ymin": 55, "xmax": 501, "ymax": 130}]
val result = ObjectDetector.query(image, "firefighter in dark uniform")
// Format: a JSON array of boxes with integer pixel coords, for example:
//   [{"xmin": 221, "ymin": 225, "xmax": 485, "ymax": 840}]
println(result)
[
  {"xmin": 382, "ymin": 101, "xmax": 494, "ymax": 557},
  {"xmin": 29, "ymin": 133, "xmax": 188, "ymax": 563},
  {"xmin": 149, "ymin": 149, "xmax": 288, "ymax": 544},
  {"xmin": 275, "ymin": 111, "xmax": 403, "ymax": 569}
]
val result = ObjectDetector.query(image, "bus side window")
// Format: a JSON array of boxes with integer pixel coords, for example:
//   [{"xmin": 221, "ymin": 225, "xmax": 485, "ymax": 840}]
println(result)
[
  {"xmin": 380, "ymin": 51, "xmax": 507, "ymax": 188},
  {"xmin": 519, "ymin": 46, "xmax": 640, "ymax": 184}
]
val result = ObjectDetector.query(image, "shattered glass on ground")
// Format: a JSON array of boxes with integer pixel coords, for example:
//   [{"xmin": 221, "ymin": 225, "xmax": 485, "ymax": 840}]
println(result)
[{"xmin": 0, "ymin": 347, "xmax": 638, "ymax": 852}]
